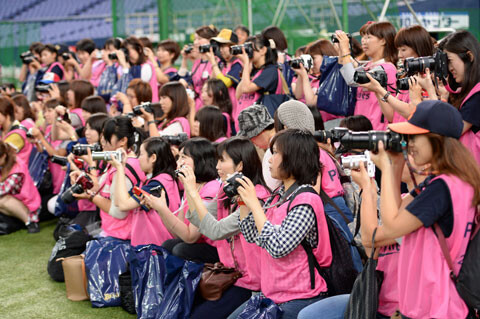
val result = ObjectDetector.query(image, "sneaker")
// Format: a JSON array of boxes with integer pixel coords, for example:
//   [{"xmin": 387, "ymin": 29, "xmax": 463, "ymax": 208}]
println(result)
[{"xmin": 26, "ymin": 222, "xmax": 40, "ymax": 233}]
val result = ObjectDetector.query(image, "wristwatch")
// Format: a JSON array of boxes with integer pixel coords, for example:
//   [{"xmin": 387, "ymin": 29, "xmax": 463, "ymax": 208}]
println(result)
[{"xmin": 381, "ymin": 91, "xmax": 391, "ymax": 102}]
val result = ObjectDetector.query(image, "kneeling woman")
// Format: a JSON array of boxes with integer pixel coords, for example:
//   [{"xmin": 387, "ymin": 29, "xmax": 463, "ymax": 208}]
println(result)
[
  {"xmin": 235, "ymin": 129, "xmax": 332, "ymax": 319},
  {"xmin": 111, "ymin": 137, "xmax": 181, "ymax": 246},
  {"xmin": 0, "ymin": 140, "xmax": 41, "ymax": 233}
]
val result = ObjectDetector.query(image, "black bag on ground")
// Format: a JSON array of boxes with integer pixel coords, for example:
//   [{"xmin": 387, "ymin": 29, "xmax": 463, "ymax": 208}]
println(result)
[
  {"xmin": 344, "ymin": 228, "xmax": 384, "ymax": 319},
  {"xmin": 119, "ymin": 267, "xmax": 136, "ymax": 314},
  {"xmin": 0, "ymin": 212, "xmax": 24, "ymax": 235},
  {"xmin": 287, "ymin": 187, "xmax": 358, "ymax": 296},
  {"xmin": 47, "ymin": 228, "xmax": 91, "ymax": 282}
]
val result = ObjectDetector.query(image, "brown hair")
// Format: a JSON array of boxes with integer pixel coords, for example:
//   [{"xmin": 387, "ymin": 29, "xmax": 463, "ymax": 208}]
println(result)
[
  {"xmin": 159, "ymin": 81, "xmax": 189, "ymax": 128},
  {"xmin": 366, "ymin": 21, "xmax": 398, "ymax": 65},
  {"xmin": 261, "ymin": 26, "xmax": 288, "ymax": 51},
  {"xmin": 195, "ymin": 25, "xmax": 219, "ymax": 40},
  {"xmin": 426, "ymin": 133, "xmax": 480, "ymax": 205},
  {"xmin": 69, "ymin": 80, "xmax": 94, "ymax": 109},
  {"xmin": 44, "ymin": 98, "xmax": 61, "ymax": 109},
  {"xmin": 139, "ymin": 36, "xmax": 153, "ymax": 50},
  {"xmin": 124, "ymin": 36, "xmax": 147, "ymax": 65},
  {"xmin": 11, "ymin": 94, "xmax": 35, "ymax": 121},
  {"xmin": 306, "ymin": 39, "xmax": 337, "ymax": 57},
  {"xmin": 394, "ymin": 25, "xmax": 434, "ymax": 57},
  {"xmin": 195, "ymin": 105, "xmax": 226, "ymax": 142},
  {"xmin": 127, "ymin": 79, "xmax": 152, "ymax": 104},
  {"xmin": 81, "ymin": 96, "xmax": 107, "ymax": 114},
  {"xmin": 0, "ymin": 140, "xmax": 17, "ymax": 180},
  {"xmin": 0, "ymin": 96, "xmax": 15, "ymax": 120},
  {"xmin": 158, "ymin": 39, "xmax": 181, "ymax": 64}
]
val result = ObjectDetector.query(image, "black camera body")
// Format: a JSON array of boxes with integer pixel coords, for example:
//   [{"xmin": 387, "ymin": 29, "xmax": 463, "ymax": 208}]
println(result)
[
  {"xmin": 223, "ymin": 172, "xmax": 245, "ymax": 199},
  {"xmin": 313, "ymin": 127, "xmax": 349, "ymax": 144},
  {"xmin": 163, "ymin": 133, "xmax": 188, "ymax": 146},
  {"xmin": 62, "ymin": 52, "xmax": 71, "ymax": 61},
  {"xmin": 61, "ymin": 173, "xmax": 94, "ymax": 204},
  {"xmin": 108, "ymin": 48, "xmax": 129, "ymax": 62},
  {"xmin": 230, "ymin": 42, "xmax": 254, "ymax": 59},
  {"xmin": 133, "ymin": 102, "xmax": 154, "ymax": 116},
  {"xmin": 339, "ymin": 130, "xmax": 403, "ymax": 152},
  {"xmin": 35, "ymin": 83, "xmax": 51, "ymax": 93},
  {"xmin": 51, "ymin": 155, "xmax": 69, "ymax": 166},
  {"xmin": 354, "ymin": 66, "xmax": 388, "ymax": 88},
  {"xmin": 331, "ymin": 33, "xmax": 352, "ymax": 43},
  {"xmin": 288, "ymin": 54, "xmax": 314, "ymax": 71},
  {"xmin": 404, "ymin": 49, "xmax": 448, "ymax": 79},
  {"xmin": 20, "ymin": 51, "xmax": 35, "ymax": 64},
  {"xmin": 184, "ymin": 44, "xmax": 194, "ymax": 54},
  {"xmin": 72, "ymin": 143, "xmax": 102, "ymax": 156},
  {"xmin": 199, "ymin": 44, "xmax": 211, "ymax": 54},
  {"xmin": 396, "ymin": 76, "xmax": 410, "ymax": 91}
]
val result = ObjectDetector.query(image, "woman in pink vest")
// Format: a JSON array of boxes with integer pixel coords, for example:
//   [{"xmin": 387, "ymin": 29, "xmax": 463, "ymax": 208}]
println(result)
[
  {"xmin": 0, "ymin": 96, "xmax": 32, "ymax": 166},
  {"xmin": 0, "ymin": 140, "xmax": 41, "ymax": 233},
  {"xmin": 192, "ymin": 106, "xmax": 227, "ymax": 143},
  {"xmin": 437, "ymin": 30, "xmax": 480, "ymax": 166},
  {"xmin": 353, "ymin": 100, "xmax": 480, "ymax": 318},
  {"xmin": 40, "ymin": 44, "xmax": 65, "ymax": 81},
  {"xmin": 145, "ymin": 82, "xmax": 191, "ymax": 137},
  {"xmin": 201, "ymin": 79, "xmax": 235, "ymax": 136},
  {"xmin": 144, "ymin": 138, "xmax": 221, "ymax": 263},
  {"xmin": 66, "ymin": 79, "xmax": 95, "ymax": 129},
  {"xmin": 72, "ymin": 116, "xmax": 146, "ymax": 239},
  {"xmin": 164, "ymin": 137, "xmax": 271, "ymax": 319},
  {"xmin": 111, "ymin": 137, "xmax": 181, "ymax": 246},
  {"xmin": 12, "ymin": 94, "xmax": 36, "ymax": 130},
  {"xmin": 232, "ymin": 129, "xmax": 331, "ymax": 319}
]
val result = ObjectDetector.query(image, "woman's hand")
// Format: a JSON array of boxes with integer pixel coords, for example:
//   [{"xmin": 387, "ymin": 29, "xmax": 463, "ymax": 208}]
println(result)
[
  {"xmin": 139, "ymin": 106, "xmax": 155, "ymax": 122},
  {"xmin": 206, "ymin": 48, "xmax": 216, "ymax": 65},
  {"xmin": 142, "ymin": 190, "xmax": 167, "ymax": 212},
  {"xmin": 115, "ymin": 92, "xmax": 129, "ymax": 105},
  {"xmin": 144, "ymin": 47, "xmax": 156, "ymax": 63},
  {"xmin": 109, "ymin": 148, "xmax": 127, "ymax": 169},
  {"xmin": 55, "ymin": 105, "xmax": 67, "ymax": 117},
  {"xmin": 293, "ymin": 63, "xmax": 309, "ymax": 78},
  {"xmin": 416, "ymin": 68, "xmax": 434, "ymax": 91},
  {"xmin": 369, "ymin": 141, "xmax": 404, "ymax": 172},
  {"xmin": 48, "ymin": 83, "xmax": 61, "ymax": 100},
  {"xmin": 350, "ymin": 160, "xmax": 373, "ymax": 190},
  {"xmin": 116, "ymin": 49, "xmax": 128, "ymax": 68},
  {"xmin": 30, "ymin": 127, "xmax": 43, "ymax": 140},
  {"xmin": 238, "ymin": 46, "xmax": 250, "ymax": 64},
  {"xmin": 236, "ymin": 176, "xmax": 262, "ymax": 211},
  {"xmin": 335, "ymin": 30, "xmax": 351, "ymax": 57},
  {"xmin": 436, "ymin": 77, "xmax": 449, "ymax": 101},
  {"xmin": 67, "ymin": 153, "xmax": 81, "ymax": 171},
  {"xmin": 177, "ymin": 165, "xmax": 197, "ymax": 192},
  {"xmin": 408, "ymin": 76, "xmax": 423, "ymax": 105},
  {"xmin": 359, "ymin": 72, "xmax": 383, "ymax": 94}
]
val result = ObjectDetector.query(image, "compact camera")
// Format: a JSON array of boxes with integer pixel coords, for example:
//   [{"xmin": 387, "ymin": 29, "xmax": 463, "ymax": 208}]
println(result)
[
  {"xmin": 341, "ymin": 151, "xmax": 376, "ymax": 177},
  {"xmin": 354, "ymin": 65, "xmax": 388, "ymax": 88},
  {"xmin": 288, "ymin": 54, "xmax": 314, "ymax": 71},
  {"xmin": 184, "ymin": 44, "xmax": 194, "ymax": 54},
  {"xmin": 91, "ymin": 150, "xmax": 124, "ymax": 162},
  {"xmin": 72, "ymin": 143, "xmax": 102, "ymax": 156},
  {"xmin": 230, "ymin": 42, "xmax": 254, "ymax": 59},
  {"xmin": 223, "ymin": 172, "xmax": 244, "ymax": 199},
  {"xmin": 108, "ymin": 47, "xmax": 129, "ymax": 62},
  {"xmin": 35, "ymin": 83, "xmax": 51, "ymax": 93},
  {"xmin": 61, "ymin": 173, "xmax": 94, "ymax": 204}
]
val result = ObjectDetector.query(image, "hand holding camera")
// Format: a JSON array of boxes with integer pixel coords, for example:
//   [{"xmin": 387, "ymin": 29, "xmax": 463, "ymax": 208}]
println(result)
[
  {"xmin": 234, "ymin": 175, "xmax": 263, "ymax": 212},
  {"xmin": 140, "ymin": 188, "xmax": 167, "ymax": 212},
  {"xmin": 176, "ymin": 164, "xmax": 196, "ymax": 192},
  {"xmin": 63, "ymin": 172, "xmax": 96, "ymax": 203},
  {"xmin": 98, "ymin": 149, "xmax": 126, "ymax": 168}
]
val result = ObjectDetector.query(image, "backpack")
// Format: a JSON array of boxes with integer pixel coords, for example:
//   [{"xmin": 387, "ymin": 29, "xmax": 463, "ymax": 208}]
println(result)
[
  {"xmin": 287, "ymin": 187, "xmax": 358, "ymax": 296},
  {"xmin": 435, "ymin": 212, "xmax": 480, "ymax": 316}
]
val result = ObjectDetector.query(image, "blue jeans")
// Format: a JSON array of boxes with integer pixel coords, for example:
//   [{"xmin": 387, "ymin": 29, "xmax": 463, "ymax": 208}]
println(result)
[
  {"xmin": 298, "ymin": 294, "xmax": 349, "ymax": 319},
  {"xmin": 228, "ymin": 293, "xmax": 326, "ymax": 319},
  {"xmin": 324, "ymin": 196, "xmax": 363, "ymax": 272}
]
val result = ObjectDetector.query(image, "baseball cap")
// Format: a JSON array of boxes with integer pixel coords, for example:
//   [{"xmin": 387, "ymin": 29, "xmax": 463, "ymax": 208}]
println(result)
[
  {"xmin": 237, "ymin": 104, "xmax": 274, "ymax": 139},
  {"xmin": 388, "ymin": 100, "xmax": 463, "ymax": 139},
  {"xmin": 211, "ymin": 29, "xmax": 238, "ymax": 45},
  {"xmin": 40, "ymin": 72, "xmax": 60, "ymax": 84}
]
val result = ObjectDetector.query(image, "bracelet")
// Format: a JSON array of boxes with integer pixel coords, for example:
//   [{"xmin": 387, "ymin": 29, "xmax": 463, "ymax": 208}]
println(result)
[
  {"xmin": 147, "ymin": 120, "xmax": 156, "ymax": 126},
  {"xmin": 381, "ymin": 91, "xmax": 391, "ymax": 102},
  {"xmin": 340, "ymin": 53, "xmax": 351, "ymax": 58},
  {"xmin": 87, "ymin": 166, "xmax": 97, "ymax": 173}
]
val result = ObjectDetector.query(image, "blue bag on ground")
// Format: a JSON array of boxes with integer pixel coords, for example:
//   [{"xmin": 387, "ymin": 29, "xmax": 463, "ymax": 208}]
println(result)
[
  {"xmin": 84, "ymin": 237, "xmax": 132, "ymax": 307},
  {"xmin": 28, "ymin": 147, "xmax": 49, "ymax": 187},
  {"xmin": 238, "ymin": 294, "xmax": 283, "ymax": 319},
  {"xmin": 129, "ymin": 245, "xmax": 203, "ymax": 319},
  {"xmin": 316, "ymin": 56, "xmax": 357, "ymax": 116}
]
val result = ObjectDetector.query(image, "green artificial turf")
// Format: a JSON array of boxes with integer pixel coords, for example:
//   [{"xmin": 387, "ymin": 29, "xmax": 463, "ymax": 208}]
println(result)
[{"xmin": 0, "ymin": 219, "xmax": 136, "ymax": 319}]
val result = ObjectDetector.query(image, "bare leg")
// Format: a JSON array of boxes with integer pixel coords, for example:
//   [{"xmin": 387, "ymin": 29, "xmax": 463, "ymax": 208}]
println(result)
[{"xmin": 0, "ymin": 195, "xmax": 29, "ymax": 223}]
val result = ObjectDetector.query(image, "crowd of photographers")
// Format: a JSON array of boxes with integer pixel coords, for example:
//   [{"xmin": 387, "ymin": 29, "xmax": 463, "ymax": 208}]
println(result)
[{"xmin": 0, "ymin": 20, "xmax": 479, "ymax": 319}]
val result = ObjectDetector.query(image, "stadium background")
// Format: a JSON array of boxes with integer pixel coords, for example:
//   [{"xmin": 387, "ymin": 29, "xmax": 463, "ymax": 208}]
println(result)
[{"xmin": 1, "ymin": 0, "xmax": 479, "ymax": 86}]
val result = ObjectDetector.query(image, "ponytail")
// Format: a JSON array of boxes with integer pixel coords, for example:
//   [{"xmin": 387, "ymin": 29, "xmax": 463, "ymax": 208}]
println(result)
[
  {"xmin": 254, "ymin": 34, "xmax": 278, "ymax": 66},
  {"xmin": 103, "ymin": 116, "xmax": 145, "ymax": 155}
]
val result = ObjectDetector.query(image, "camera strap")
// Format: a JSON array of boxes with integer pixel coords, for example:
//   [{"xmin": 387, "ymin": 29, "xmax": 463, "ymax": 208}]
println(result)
[{"xmin": 263, "ymin": 182, "xmax": 307, "ymax": 210}]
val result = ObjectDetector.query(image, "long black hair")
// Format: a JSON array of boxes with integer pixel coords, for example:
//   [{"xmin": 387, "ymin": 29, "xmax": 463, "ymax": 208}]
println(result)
[
  {"xmin": 253, "ymin": 34, "xmax": 277, "ymax": 66},
  {"xmin": 179, "ymin": 137, "xmax": 218, "ymax": 183},
  {"xmin": 102, "ymin": 116, "xmax": 144, "ymax": 154},
  {"xmin": 143, "ymin": 137, "xmax": 176, "ymax": 178}
]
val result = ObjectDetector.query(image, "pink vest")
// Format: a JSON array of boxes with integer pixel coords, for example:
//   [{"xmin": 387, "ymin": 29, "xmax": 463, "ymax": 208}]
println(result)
[
  {"xmin": 98, "ymin": 157, "xmax": 146, "ymax": 240},
  {"xmin": 45, "ymin": 125, "xmax": 66, "ymax": 194},
  {"xmin": 459, "ymin": 82, "xmax": 480, "ymax": 166},
  {"xmin": 215, "ymin": 185, "xmax": 270, "ymax": 291},
  {"xmin": 69, "ymin": 108, "xmax": 85, "ymax": 127},
  {"xmin": 397, "ymin": 174, "xmax": 474, "ymax": 318},
  {"xmin": 262, "ymin": 191, "xmax": 332, "ymax": 303},
  {"xmin": 235, "ymin": 69, "xmax": 264, "ymax": 131},
  {"xmin": 223, "ymin": 59, "xmax": 242, "ymax": 122},
  {"xmin": 354, "ymin": 62, "xmax": 397, "ymax": 130},
  {"xmin": 145, "ymin": 61, "xmax": 159, "ymax": 103},
  {"xmin": 46, "ymin": 62, "xmax": 66, "ymax": 80},
  {"xmin": 161, "ymin": 117, "xmax": 191, "ymax": 137},
  {"xmin": 10, "ymin": 162, "xmax": 41, "ymax": 212},
  {"xmin": 392, "ymin": 91, "xmax": 409, "ymax": 124},
  {"xmin": 90, "ymin": 60, "xmax": 106, "ymax": 87},
  {"xmin": 376, "ymin": 243, "xmax": 400, "ymax": 316},
  {"xmin": 319, "ymin": 149, "xmax": 344, "ymax": 198},
  {"xmin": 4, "ymin": 125, "xmax": 32, "ymax": 166},
  {"xmin": 222, "ymin": 112, "xmax": 232, "ymax": 137},
  {"xmin": 192, "ymin": 59, "xmax": 214, "ymax": 111},
  {"xmin": 20, "ymin": 118, "xmax": 35, "ymax": 130},
  {"xmin": 184, "ymin": 179, "xmax": 222, "ymax": 246},
  {"xmin": 131, "ymin": 173, "xmax": 181, "ymax": 246}
]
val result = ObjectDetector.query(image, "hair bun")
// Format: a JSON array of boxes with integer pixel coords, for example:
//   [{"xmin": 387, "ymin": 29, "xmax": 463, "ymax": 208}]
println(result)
[{"xmin": 268, "ymin": 39, "xmax": 276, "ymax": 49}]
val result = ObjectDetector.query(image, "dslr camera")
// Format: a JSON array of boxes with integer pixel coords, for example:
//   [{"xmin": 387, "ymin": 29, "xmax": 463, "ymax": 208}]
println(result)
[
  {"xmin": 331, "ymin": 33, "xmax": 352, "ymax": 44},
  {"xmin": 92, "ymin": 150, "xmax": 124, "ymax": 162},
  {"xmin": 163, "ymin": 133, "xmax": 188, "ymax": 146},
  {"xmin": 72, "ymin": 143, "xmax": 102, "ymax": 156},
  {"xmin": 20, "ymin": 51, "xmax": 35, "ymax": 64},
  {"xmin": 339, "ymin": 130, "xmax": 403, "ymax": 152},
  {"xmin": 396, "ymin": 76, "xmax": 411, "ymax": 91},
  {"xmin": 61, "ymin": 173, "xmax": 94, "ymax": 204},
  {"xmin": 108, "ymin": 48, "xmax": 129, "ymax": 62},
  {"xmin": 35, "ymin": 83, "xmax": 51, "ymax": 93},
  {"xmin": 223, "ymin": 172, "xmax": 244, "ymax": 199},
  {"xmin": 313, "ymin": 127, "xmax": 349, "ymax": 144},
  {"xmin": 288, "ymin": 54, "xmax": 314, "ymax": 71},
  {"xmin": 133, "ymin": 102, "xmax": 154, "ymax": 116},
  {"xmin": 404, "ymin": 49, "xmax": 448, "ymax": 79},
  {"xmin": 230, "ymin": 42, "xmax": 254, "ymax": 59},
  {"xmin": 342, "ymin": 151, "xmax": 376, "ymax": 177},
  {"xmin": 354, "ymin": 65, "xmax": 388, "ymax": 88},
  {"xmin": 51, "ymin": 155, "xmax": 69, "ymax": 166},
  {"xmin": 184, "ymin": 44, "xmax": 194, "ymax": 54}
]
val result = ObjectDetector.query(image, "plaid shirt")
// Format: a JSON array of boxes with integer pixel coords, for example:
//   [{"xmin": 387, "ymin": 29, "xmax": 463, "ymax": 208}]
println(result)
[
  {"xmin": 0, "ymin": 173, "xmax": 24, "ymax": 196},
  {"xmin": 239, "ymin": 185, "xmax": 318, "ymax": 258}
]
